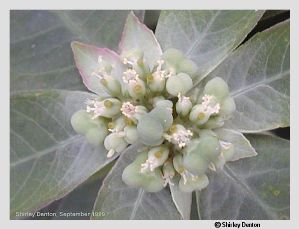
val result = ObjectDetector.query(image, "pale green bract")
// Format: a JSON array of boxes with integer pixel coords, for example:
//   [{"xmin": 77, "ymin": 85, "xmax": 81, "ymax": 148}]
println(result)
[{"xmin": 71, "ymin": 23, "xmax": 237, "ymax": 193}]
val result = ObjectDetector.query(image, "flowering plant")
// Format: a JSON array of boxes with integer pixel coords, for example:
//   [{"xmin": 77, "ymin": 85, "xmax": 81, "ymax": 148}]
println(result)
[{"xmin": 11, "ymin": 10, "xmax": 289, "ymax": 220}]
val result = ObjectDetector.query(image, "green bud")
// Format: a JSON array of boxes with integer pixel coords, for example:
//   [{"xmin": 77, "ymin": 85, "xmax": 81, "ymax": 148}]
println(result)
[
  {"xmin": 71, "ymin": 110, "xmax": 94, "ymax": 134},
  {"xmin": 201, "ymin": 116, "xmax": 224, "ymax": 129},
  {"xmin": 178, "ymin": 59, "xmax": 198, "ymax": 77},
  {"xmin": 85, "ymin": 127, "xmax": 108, "ymax": 146},
  {"xmin": 154, "ymin": 99, "xmax": 173, "ymax": 109},
  {"xmin": 176, "ymin": 94, "xmax": 192, "ymax": 116},
  {"xmin": 124, "ymin": 125, "xmax": 138, "ymax": 144},
  {"xmin": 163, "ymin": 48, "xmax": 185, "ymax": 66},
  {"xmin": 147, "ymin": 73, "xmax": 166, "ymax": 92},
  {"xmin": 203, "ymin": 77, "xmax": 229, "ymax": 101},
  {"xmin": 166, "ymin": 73, "xmax": 193, "ymax": 96},
  {"xmin": 149, "ymin": 106, "xmax": 173, "ymax": 131},
  {"xmin": 122, "ymin": 152, "xmax": 165, "ymax": 192},
  {"xmin": 137, "ymin": 114, "xmax": 164, "ymax": 146},
  {"xmin": 104, "ymin": 133, "xmax": 128, "ymax": 157},
  {"xmin": 198, "ymin": 135, "xmax": 221, "ymax": 162},
  {"xmin": 100, "ymin": 75, "xmax": 122, "ymax": 97},
  {"xmin": 189, "ymin": 104, "xmax": 211, "ymax": 125},
  {"xmin": 99, "ymin": 98, "xmax": 122, "ymax": 118},
  {"xmin": 127, "ymin": 79, "xmax": 147, "ymax": 98},
  {"xmin": 220, "ymin": 96, "xmax": 236, "ymax": 118},
  {"xmin": 183, "ymin": 140, "xmax": 209, "ymax": 176}
]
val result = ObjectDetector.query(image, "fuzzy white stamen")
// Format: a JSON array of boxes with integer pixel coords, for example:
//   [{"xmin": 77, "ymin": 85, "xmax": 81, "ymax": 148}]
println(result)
[
  {"xmin": 178, "ymin": 93, "xmax": 191, "ymax": 105},
  {"xmin": 220, "ymin": 140, "xmax": 232, "ymax": 150},
  {"xmin": 201, "ymin": 95, "xmax": 220, "ymax": 115},
  {"xmin": 163, "ymin": 175, "xmax": 174, "ymax": 187},
  {"xmin": 140, "ymin": 157, "xmax": 159, "ymax": 173},
  {"xmin": 165, "ymin": 126, "xmax": 193, "ymax": 148},
  {"xmin": 85, "ymin": 99, "xmax": 105, "ymax": 119},
  {"xmin": 121, "ymin": 102, "xmax": 136, "ymax": 119},
  {"xmin": 122, "ymin": 69, "xmax": 139, "ymax": 84}
]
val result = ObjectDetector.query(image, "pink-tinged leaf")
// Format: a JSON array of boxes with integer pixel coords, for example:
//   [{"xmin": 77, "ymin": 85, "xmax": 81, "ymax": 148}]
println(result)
[
  {"xmin": 119, "ymin": 11, "xmax": 162, "ymax": 68},
  {"xmin": 71, "ymin": 41, "xmax": 125, "ymax": 96}
]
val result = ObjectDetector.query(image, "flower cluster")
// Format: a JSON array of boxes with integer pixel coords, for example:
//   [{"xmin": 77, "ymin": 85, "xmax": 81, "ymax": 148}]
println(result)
[{"xmin": 71, "ymin": 47, "xmax": 236, "ymax": 193}]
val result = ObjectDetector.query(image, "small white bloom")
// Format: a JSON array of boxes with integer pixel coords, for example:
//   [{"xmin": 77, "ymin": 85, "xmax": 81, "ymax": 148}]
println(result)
[
  {"xmin": 201, "ymin": 94, "xmax": 220, "ymax": 115},
  {"xmin": 164, "ymin": 125, "xmax": 193, "ymax": 148},
  {"xmin": 121, "ymin": 102, "xmax": 136, "ymax": 119},
  {"xmin": 122, "ymin": 69, "xmax": 139, "ymax": 84},
  {"xmin": 85, "ymin": 99, "xmax": 105, "ymax": 119}
]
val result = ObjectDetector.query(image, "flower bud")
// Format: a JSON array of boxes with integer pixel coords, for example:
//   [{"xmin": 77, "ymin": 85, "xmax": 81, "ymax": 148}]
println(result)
[
  {"xmin": 137, "ymin": 114, "xmax": 164, "ymax": 146},
  {"xmin": 163, "ymin": 48, "xmax": 185, "ymax": 66},
  {"xmin": 85, "ymin": 127, "xmax": 108, "ymax": 146},
  {"xmin": 104, "ymin": 133, "xmax": 128, "ymax": 158},
  {"xmin": 149, "ymin": 106, "xmax": 173, "ymax": 131},
  {"xmin": 201, "ymin": 116, "xmax": 224, "ymax": 129},
  {"xmin": 86, "ymin": 98, "xmax": 121, "ymax": 119},
  {"xmin": 203, "ymin": 77, "xmax": 229, "ymax": 101},
  {"xmin": 141, "ymin": 146, "xmax": 169, "ymax": 172},
  {"xmin": 178, "ymin": 59, "xmax": 198, "ymax": 77},
  {"xmin": 220, "ymin": 96, "xmax": 236, "ymax": 119},
  {"xmin": 127, "ymin": 78, "xmax": 146, "ymax": 98},
  {"xmin": 189, "ymin": 104, "xmax": 210, "ymax": 125},
  {"xmin": 99, "ymin": 75, "xmax": 122, "ymax": 97},
  {"xmin": 124, "ymin": 125, "xmax": 138, "ymax": 144},
  {"xmin": 166, "ymin": 73, "xmax": 193, "ymax": 96},
  {"xmin": 71, "ymin": 110, "xmax": 94, "ymax": 134},
  {"xmin": 183, "ymin": 139, "xmax": 210, "ymax": 175},
  {"xmin": 153, "ymin": 98, "xmax": 173, "ymax": 109},
  {"xmin": 176, "ymin": 93, "xmax": 192, "ymax": 116},
  {"xmin": 122, "ymin": 152, "xmax": 165, "ymax": 192}
]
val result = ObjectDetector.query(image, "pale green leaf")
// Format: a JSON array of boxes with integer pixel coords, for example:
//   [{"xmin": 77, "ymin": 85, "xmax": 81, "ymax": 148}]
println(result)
[
  {"xmin": 92, "ymin": 144, "xmax": 181, "ymax": 220},
  {"xmin": 10, "ymin": 90, "xmax": 116, "ymax": 218},
  {"xmin": 10, "ymin": 10, "xmax": 143, "ymax": 93},
  {"xmin": 155, "ymin": 10, "xmax": 264, "ymax": 81},
  {"xmin": 197, "ymin": 134, "xmax": 289, "ymax": 220},
  {"xmin": 119, "ymin": 12, "xmax": 162, "ymax": 68},
  {"xmin": 210, "ymin": 20, "xmax": 290, "ymax": 132},
  {"xmin": 214, "ymin": 128, "xmax": 257, "ymax": 161}
]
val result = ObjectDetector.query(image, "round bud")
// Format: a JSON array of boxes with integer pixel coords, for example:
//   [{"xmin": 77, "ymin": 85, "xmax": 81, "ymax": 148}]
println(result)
[
  {"xmin": 179, "ymin": 174, "xmax": 209, "ymax": 192},
  {"xmin": 71, "ymin": 110, "xmax": 94, "ymax": 134},
  {"xmin": 104, "ymin": 133, "xmax": 128, "ymax": 153},
  {"xmin": 198, "ymin": 135, "xmax": 221, "ymax": 162},
  {"xmin": 189, "ymin": 104, "xmax": 211, "ymax": 125},
  {"xmin": 183, "ymin": 140, "xmax": 209, "ymax": 175},
  {"xmin": 154, "ymin": 99, "xmax": 173, "ymax": 109},
  {"xmin": 176, "ymin": 95, "xmax": 192, "ymax": 116},
  {"xmin": 147, "ymin": 73, "xmax": 166, "ymax": 92},
  {"xmin": 220, "ymin": 96, "xmax": 236, "ymax": 118},
  {"xmin": 127, "ymin": 79, "xmax": 146, "ymax": 98},
  {"xmin": 124, "ymin": 126, "xmax": 138, "ymax": 144},
  {"xmin": 147, "ymin": 146, "xmax": 170, "ymax": 168},
  {"xmin": 149, "ymin": 106, "xmax": 173, "ymax": 131},
  {"xmin": 85, "ymin": 127, "xmax": 108, "ymax": 146},
  {"xmin": 178, "ymin": 59, "xmax": 198, "ymax": 77},
  {"xmin": 100, "ymin": 98, "xmax": 122, "ymax": 118},
  {"xmin": 201, "ymin": 116, "xmax": 224, "ymax": 129},
  {"xmin": 100, "ymin": 75, "xmax": 122, "ymax": 97},
  {"xmin": 143, "ymin": 170, "xmax": 165, "ymax": 192},
  {"xmin": 163, "ymin": 48, "xmax": 185, "ymax": 65},
  {"xmin": 137, "ymin": 114, "xmax": 164, "ymax": 146},
  {"xmin": 166, "ymin": 73, "xmax": 193, "ymax": 96},
  {"xmin": 203, "ymin": 77, "xmax": 229, "ymax": 101}
]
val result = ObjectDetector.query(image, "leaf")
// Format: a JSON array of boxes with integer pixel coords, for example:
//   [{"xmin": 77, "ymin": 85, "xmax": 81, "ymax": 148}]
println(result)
[
  {"xmin": 169, "ymin": 175, "xmax": 192, "ymax": 220},
  {"xmin": 155, "ymin": 10, "xmax": 264, "ymax": 81},
  {"xmin": 71, "ymin": 41, "xmax": 125, "ymax": 96},
  {"xmin": 92, "ymin": 144, "xmax": 181, "ymax": 220},
  {"xmin": 119, "ymin": 11, "xmax": 162, "ymax": 68},
  {"xmin": 10, "ymin": 10, "xmax": 143, "ymax": 94},
  {"xmin": 10, "ymin": 90, "xmax": 116, "ymax": 218},
  {"xmin": 197, "ymin": 134, "xmax": 289, "ymax": 220},
  {"xmin": 208, "ymin": 20, "xmax": 289, "ymax": 132},
  {"xmin": 214, "ymin": 128, "xmax": 257, "ymax": 161}
]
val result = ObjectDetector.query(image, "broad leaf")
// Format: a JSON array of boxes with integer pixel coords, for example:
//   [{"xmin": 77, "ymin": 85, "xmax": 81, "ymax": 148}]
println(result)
[
  {"xmin": 10, "ymin": 10, "xmax": 143, "ymax": 93},
  {"xmin": 10, "ymin": 90, "xmax": 116, "ymax": 218},
  {"xmin": 214, "ymin": 128, "xmax": 257, "ymax": 161},
  {"xmin": 155, "ymin": 10, "xmax": 264, "ymax": 81},
  {"xmin": 169, "ymin": 175, "xmax": 192, "ymax": 220},
  {"xmin": 197, "ymin": 134, "xmax": 289, "ymax": 220},
  {"xmin": 92, "ymin": 144, "xmax": 181, "ymax": 220},
  {"xmin": 209, "ymin": 20, "xmax": 290, "ymax": 132},
  {"xmin": 71, "ymin": 41, "xmax": 125, "ymax": 96},
  {"xmin": 119, "ymin": 12, "xmax": 162, "ymax": 68}
]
